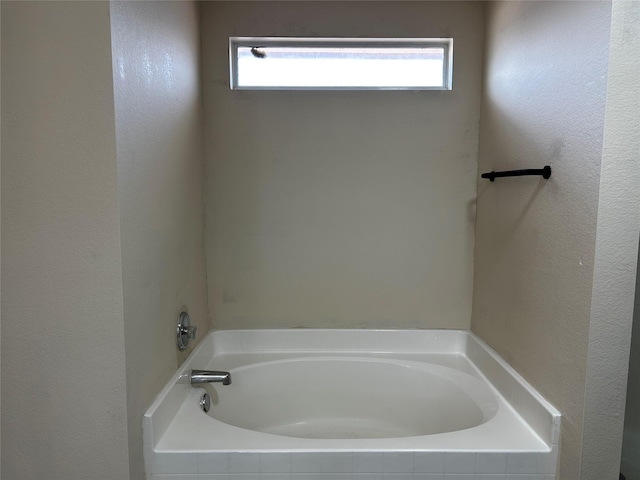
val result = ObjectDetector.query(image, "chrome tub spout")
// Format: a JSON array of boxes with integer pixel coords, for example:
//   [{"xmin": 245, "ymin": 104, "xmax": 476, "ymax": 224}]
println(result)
[{"xmin": 190, "ymin": 370, "xmax": 232, "ymax": 385}]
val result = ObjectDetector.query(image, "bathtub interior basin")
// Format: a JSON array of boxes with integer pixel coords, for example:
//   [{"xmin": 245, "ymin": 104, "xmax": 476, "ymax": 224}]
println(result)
[
  {"xmin": 209, "ymin": 357, "xmax": 498, "ymax": 439},
  {"xmin": 143, "ymin": 330, "xmax": 561, "ymax": 480}
]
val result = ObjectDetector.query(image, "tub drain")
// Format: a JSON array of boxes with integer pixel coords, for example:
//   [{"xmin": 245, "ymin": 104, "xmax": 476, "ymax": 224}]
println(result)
[{"xmin": 199, "ymin": 392, "xmax": 210, "ymax": 413}]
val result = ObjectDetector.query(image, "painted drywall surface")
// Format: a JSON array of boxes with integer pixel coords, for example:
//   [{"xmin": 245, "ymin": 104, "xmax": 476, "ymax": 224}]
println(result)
[
  {"xmin": 202, "ymin": 1, "xmax": 484, "ymax": 329},
  {"xmin": 471, "ymin": 2, "xmax": 611, "ymax": 479},
  {"xmin": 1, "ymin": 3, "xmax": 3, "ymax": 475},
  {"xmin": 622, "ymin": 243, "xmax": 640, "ymax": 479},
  {"xmin": 110, "ymin": 2, "xmax": 208, "ymax": 478},
  {"xmin": 581, "ymin": 1, "xmax": 640, "ymax": 478},
  {"xmin": 1, "ymin": 2, "xmax": 130, "ymax": 479}
]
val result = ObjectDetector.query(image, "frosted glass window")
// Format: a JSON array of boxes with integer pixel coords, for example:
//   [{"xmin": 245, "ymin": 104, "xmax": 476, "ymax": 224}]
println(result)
[{"xmin": 230, "ymin": 38, "xmax": 453, "ymax": 90}]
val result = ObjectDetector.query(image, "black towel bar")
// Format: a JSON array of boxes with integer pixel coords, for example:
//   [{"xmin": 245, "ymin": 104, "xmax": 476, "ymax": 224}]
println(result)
[{"xmin": 481, "ymin": 165, "xmax": 551, "ymax": 182}]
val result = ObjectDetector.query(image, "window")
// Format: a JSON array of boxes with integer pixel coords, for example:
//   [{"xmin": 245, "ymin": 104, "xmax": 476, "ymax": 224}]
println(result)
[{"xmin": 229, "ymin": 37, "xmax": 453, "ymax": 90}]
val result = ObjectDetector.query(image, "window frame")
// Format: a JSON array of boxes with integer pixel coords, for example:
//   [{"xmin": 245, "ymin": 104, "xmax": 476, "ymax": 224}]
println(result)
[{"xmin": 229, "ymin": 37, "xmax": 454, "ymax": 91}]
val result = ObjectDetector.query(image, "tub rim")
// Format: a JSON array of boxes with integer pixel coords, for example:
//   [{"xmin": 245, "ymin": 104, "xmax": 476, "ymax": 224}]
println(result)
[{"xmin": 143, "ymin": 329, "xmax": 561, "ymax": 450}]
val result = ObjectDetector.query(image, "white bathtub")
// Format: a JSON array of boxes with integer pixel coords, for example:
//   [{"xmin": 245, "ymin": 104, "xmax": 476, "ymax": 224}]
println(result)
[
  {"xmin": 144, "ymin": 330, "xmax": 561, "ymax": 479},
  {"xmin": 210, "ymin": 357, "xmax": 498, "ymax": 440}
]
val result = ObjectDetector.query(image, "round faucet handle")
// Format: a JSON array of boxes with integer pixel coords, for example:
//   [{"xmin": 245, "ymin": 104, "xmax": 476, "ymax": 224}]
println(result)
[{"xmin": 177, "ymin": 311, "xmax": 196, "ymax": 351}]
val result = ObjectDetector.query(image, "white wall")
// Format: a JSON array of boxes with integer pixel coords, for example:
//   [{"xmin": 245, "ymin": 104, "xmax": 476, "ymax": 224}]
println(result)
[
  {"xmin": 471, "ymin": 2, "xmax": 612, "ymax": 478},
  {"xmin": 622, "ymin": 246, "xmax": 640, "ymax": 479},
  {"xmin": 110, "ymin": 2, "xmax": 208, "ymax": 478},
  {"xmin": 2, "ymin": 3, "xmax": 636, "ymax": 480},
  {"xmin": 1, "ymin": 2, "xmax": 130, "ymax": 478},
  {"xmin": 1, "ymin": 3, "xmax": 4, "ymax": 474},
  {"xmin": 202, "ymin": 1, "xmax": 484, "ymax": 330},
  {"xmin": 581, "ymin": 1, "xmax": 640, "ymax": 478}
]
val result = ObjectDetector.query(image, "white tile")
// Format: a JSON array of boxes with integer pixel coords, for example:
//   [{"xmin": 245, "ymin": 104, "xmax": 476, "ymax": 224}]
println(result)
[
  {"xmin": 260, "ymin": 474, "xmax": 291, "ymax": 480},
  {"xmin": 506, "ymin": 475, "xmax": 538, "ymax": 480},
  {"xmin": 198, "ymin": 475, "xmax": 230, "ymax": 480},
  {"xmin": 320, "ymin": 474, "xmax": 352, "ymax": 480},
  {"xmin": 226, "ymin": 475, "xmax": 259, "ymax": 480},
  {"xmin": 164, "ymin": 475, "xmax": 199, "ymax": 480},
  {"xmin": 198, "ymin": 453, "xmax": 230, "ymax": 474},
  {"xmin": 353, "ymin": 475, "xmax": 383, "ymax": 480},
  {"xmin": 321, "ymin": 453, "xmax": 353, "ymax": 473},
  {"xmin": 506, "ymin": 454, "xmax": 538, "ymax": 474},
  {"xmin": 475, "ymin": 453, "xmax": 507, "ymax": 474},
  {"xmin": 443, "ymin": 475, "xmax": 474, "ymax": 480},
  {"xmin": 292, "ymin": 453, "xmax": 323, "ymax": 473},
  {"xmin": 260, "ymin": 453, "xmax": 292, "ymax": 473},
  {"xmin": 445, "ymin": 453, "xmax": 476, "ymax": 474},
  {"xmin": 353, "ymin": 453, "xmax": 384, "ymax": 473},
  {"xmin": 414, "ymin": 453, "xmax": 445, "ymax": 473},
  {"xmin": 152, "ymin": 452, "xmax": 168, "ymax": 475},
  {"xmin": 413, "ymin": 475, "xmax": 444, "ymax": 480},
  {"xmin": 229, "ymin": 453, "xmax": 261, "ymax": 473},
  {"xmin": 165, "ymin": 453, "xmax": 198, "ymax": 475},
  {"xmin": 384, "ymin": 453, "xmax": 414, "ymax": 473},
  {"xmin": 384, "ymin": 474, "xmax": 413, "ymax": 480},
  {"xmin": 144, "ymin": 445, "xmax": 155, "ymax": 475},
  {"xmin": 474, "ymin": 475, "xmax": 506, "ymax": 480},
  {"xmin": 537, "ymin": 449, "xmax": 558, "ymax": 475},
  {"xmin": 290, "ymin": 475, "xmax": 324, "ymax": 480}
]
